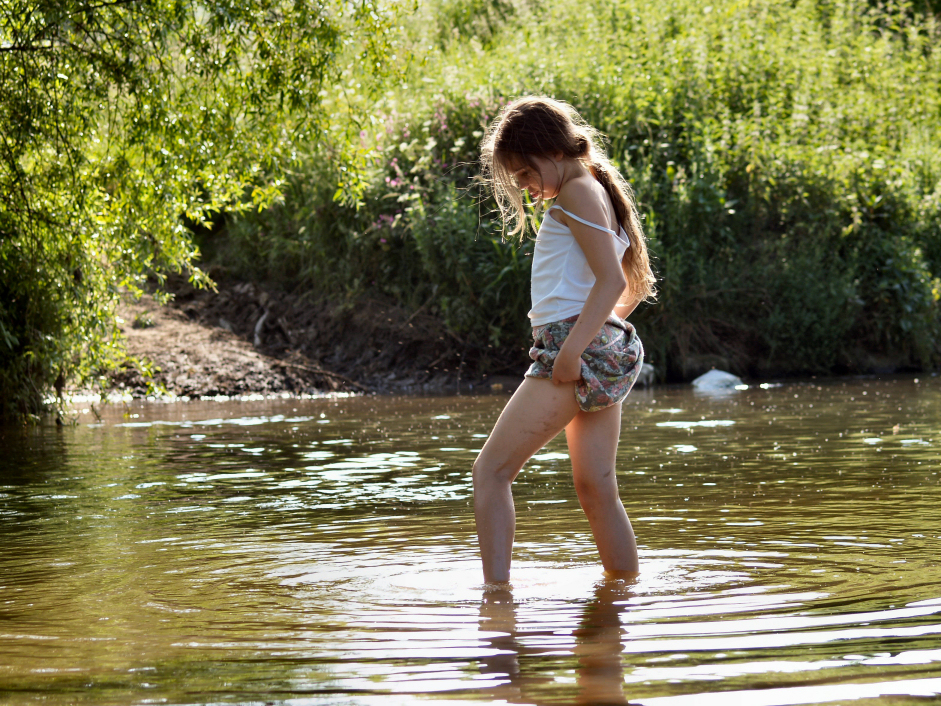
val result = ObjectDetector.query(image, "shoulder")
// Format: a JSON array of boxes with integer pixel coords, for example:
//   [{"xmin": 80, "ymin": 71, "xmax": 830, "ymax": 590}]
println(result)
[
  {"xmin": 553, "ymin": 175, "xmax": 610, "ymax": 225},
  {"xmin": 556, "ymin": 174, "xmax": 600, "ymax": 207}
]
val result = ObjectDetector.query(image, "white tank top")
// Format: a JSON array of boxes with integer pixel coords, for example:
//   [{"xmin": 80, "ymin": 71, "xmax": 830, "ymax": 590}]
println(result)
[{"xmin": 528, "ymin": 205, "xmax": 630, "ymax": 326}]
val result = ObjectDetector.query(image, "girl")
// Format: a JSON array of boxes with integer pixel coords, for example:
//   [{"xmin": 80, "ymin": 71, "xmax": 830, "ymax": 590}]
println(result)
[{"xmin": 474, "ymin": 96, "xmax": 656, "ymax": 584}]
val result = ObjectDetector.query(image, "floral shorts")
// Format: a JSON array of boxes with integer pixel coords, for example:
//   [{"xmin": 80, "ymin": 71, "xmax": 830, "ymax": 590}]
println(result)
[{"xmin": 525, "ymin": 315, "xmax": 644, "ymax": 413}]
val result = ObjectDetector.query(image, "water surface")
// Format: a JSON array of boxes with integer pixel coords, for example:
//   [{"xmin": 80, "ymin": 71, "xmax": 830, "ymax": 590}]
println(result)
[{"xmin": 1, "ymin": 377, "xmax": 940, "ymax": 705}]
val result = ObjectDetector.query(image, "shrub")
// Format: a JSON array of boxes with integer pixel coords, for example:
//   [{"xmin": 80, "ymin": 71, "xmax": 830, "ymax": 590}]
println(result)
[{"xmin": 210, "ymin": 0, "xmax": 941, "ymax": 379}]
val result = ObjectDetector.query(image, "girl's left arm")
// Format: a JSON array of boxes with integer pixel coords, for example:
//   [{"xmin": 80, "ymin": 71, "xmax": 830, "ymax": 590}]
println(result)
[
  {"xmin": 551, "ymin": 206, "xmax": 627, "ymax": 385},
  {"xmin": 614, "ymin": 290, "xmax": 644, "ymax": 320}
]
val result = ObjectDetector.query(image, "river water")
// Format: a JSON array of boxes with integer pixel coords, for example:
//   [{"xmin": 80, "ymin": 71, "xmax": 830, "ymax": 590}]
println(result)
[{"xmin": 1, "ymin": 377, "xmax": 940, "ymax": 705}]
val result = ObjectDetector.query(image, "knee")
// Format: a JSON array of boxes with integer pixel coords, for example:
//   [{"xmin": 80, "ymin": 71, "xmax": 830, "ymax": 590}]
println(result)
[
  {"xmin": 573, "ymin": 471, "xmax": 617, "ymax": 509},
  {"xmin": 473, "ymin": 455, "xmax": 518, "ymax": 490}
]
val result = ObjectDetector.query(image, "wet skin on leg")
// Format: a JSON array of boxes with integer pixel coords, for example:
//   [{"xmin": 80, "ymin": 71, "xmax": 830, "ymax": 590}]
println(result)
[
  {"xmin": 473, "ymin": 378, "xmax": 638, "ymax": 582},
  {"xmin": 473, "ymin": 376, "xmax": 580, "ymax": 583},
  {"xmin": 566, "ymin": 402, "xmax": 638, "ymax": 574}
]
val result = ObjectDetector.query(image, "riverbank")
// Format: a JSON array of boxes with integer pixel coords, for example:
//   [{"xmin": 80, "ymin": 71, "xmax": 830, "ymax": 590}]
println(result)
[
  {"xmin": 103, "ymin": 273, "xmax": 926, "ymax": 406},
  {"xmin": 108, "ymin": 276, "xmax": 529, "ymax": 400}
]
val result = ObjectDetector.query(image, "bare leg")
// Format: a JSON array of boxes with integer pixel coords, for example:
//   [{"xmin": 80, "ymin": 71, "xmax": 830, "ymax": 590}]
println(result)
[
  {"xmin": 566, "ymin": 403, "xmax": 639, "ymax": 574},
  {"xmin": 473, "ymin": 377, "xmax": 580, "ymax": 583}
]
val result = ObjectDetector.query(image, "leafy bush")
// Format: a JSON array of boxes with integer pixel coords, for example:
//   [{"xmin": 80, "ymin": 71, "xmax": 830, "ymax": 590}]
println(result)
[{"xmin": 213, "ymin": 0, "xmax": 941, "ymax": 381}]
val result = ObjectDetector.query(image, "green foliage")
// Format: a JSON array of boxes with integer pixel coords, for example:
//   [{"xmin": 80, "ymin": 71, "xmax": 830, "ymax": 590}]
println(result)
[
  {"xmin": 431, "ymin": 0, "xmax": 518, "ymax": 49},
  {"xmin": 0, "ymin": 0, "xmax": 402, "ymax": 422},
  {"xmin": 218, "ymin": 0, "xmax": 941, "ymax": 380},
  {"xmin": 217, "ymin": 93, "xmax": 535, "ymax": 367},
  {"xmin": 5, "ymin": 0, "xmax": 940, "ymax": 415}
]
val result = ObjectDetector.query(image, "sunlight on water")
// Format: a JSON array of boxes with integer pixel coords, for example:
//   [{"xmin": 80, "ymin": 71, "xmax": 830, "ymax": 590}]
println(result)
[{"xmin": 1, "ymin": 376, "xmax": 940, "ymax": 705}]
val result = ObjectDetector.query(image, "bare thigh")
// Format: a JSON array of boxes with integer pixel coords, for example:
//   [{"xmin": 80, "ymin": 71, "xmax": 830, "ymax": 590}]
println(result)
[{"xmin": 475, "ymin": 376, "xmax": 581, "ymax": 480}]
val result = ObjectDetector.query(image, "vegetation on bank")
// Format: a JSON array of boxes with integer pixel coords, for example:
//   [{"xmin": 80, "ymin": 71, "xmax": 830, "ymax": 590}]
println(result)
[
  {"xmin": 3, "ymin": 0, "xmax": 941, "ymax": 423},
  {"xmin": 211, "ymin": 0, "xmax": 941, "ymax": 381}
]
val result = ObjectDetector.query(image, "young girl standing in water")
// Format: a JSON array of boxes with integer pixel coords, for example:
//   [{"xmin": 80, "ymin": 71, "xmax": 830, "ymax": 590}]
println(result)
[{"xmin": 475, "ymin": 96, "xmax": 656, "ymax": 584}]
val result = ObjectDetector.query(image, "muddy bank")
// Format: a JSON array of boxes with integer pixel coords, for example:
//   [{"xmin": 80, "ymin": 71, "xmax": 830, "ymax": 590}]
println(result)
[
  {"xmin": 111, "ymin": 276, "xmax": 530, "ymax": 398},
  {"xmin": 112, "ymin": 294, "xmax": 324, "ymax": 397}
]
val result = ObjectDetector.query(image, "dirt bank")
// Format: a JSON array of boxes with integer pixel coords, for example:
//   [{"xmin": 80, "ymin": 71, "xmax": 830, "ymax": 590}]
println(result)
[{"xmin": 111, "ymin": 276, "xmax": 528, "ymax": 398}]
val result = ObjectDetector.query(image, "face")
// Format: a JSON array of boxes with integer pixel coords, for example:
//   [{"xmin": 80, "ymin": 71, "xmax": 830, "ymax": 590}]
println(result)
[{"xmin": 509, "ymin": 155, "xmax": 562, "ymax": 201}]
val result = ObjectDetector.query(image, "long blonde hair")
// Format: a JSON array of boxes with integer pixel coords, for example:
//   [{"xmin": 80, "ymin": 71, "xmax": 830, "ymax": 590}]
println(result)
[{"xmin": 480, "ymin": 96, "xmax": 656, "ymax": 301}]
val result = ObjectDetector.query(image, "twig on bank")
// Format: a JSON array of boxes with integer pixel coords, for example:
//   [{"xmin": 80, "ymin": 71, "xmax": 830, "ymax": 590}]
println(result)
[
  {"xmin": 405, "ymin": 284, "xmax": 438, "ymax": 326},
  {"xmin": 456, "ymin": 341, "xmax": 468, "ymax": 395},
  {"xmin": 269, "ymin": 358, "xmax": 370, "ymax": 392},
  {"xmin": 425, "ymin": 351, "xmax": 453, "ymax": 370}
]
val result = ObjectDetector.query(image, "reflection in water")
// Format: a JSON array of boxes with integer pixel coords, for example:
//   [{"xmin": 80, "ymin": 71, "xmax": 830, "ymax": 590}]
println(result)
[
  {"xmin": 478, "ymin": 590, "xmax": 525, "ymax": 699},
  {"xmin": 477, "ymin": 580, "xmax": 636, "ymax": 705},
  {"xmin": 573, "ymin": 581, "xmax": 631, "ymax": 706},
  {"xmin": 1, "ymin": 377, "xmax": 941, "ymax": 704}
]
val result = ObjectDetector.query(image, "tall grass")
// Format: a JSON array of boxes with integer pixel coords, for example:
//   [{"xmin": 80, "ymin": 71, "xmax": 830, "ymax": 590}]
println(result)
[{"xmin": 209, "ymin": 0, "xmax": 941, "ymax": 378}]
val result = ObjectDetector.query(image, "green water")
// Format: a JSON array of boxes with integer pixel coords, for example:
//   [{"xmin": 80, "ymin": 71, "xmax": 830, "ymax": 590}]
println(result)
[{"xmin": 1, "ymin": 377, "xmax": 940, "ymax": 705}]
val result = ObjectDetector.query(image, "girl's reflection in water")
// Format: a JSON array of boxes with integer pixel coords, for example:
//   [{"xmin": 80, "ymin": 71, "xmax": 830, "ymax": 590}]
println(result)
[
  {"xmin": 477, "ymin": 579, "xmax": 634, "ymax": 704},
  {"xmin": 573, "ymin": 579, "xmax": 633, "ymax": 705},
  {"xmin": 478, "ymin": 588, "xmax": 526, "ymax": 700}
]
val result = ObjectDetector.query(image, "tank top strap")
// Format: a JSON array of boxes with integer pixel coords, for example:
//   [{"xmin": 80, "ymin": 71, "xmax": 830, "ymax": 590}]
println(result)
[{"xmin": 548, "ymin": 205, "xmax": 630, "ymax": 247}]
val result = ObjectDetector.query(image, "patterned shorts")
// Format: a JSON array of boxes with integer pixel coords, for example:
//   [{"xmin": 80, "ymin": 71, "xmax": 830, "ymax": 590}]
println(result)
[{"xmin": 525, "ymin": 315, "xmax": 644, "ymax": 413}]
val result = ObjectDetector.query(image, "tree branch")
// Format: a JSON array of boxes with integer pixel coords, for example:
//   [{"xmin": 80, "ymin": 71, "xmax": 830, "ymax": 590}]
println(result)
[{"xmin": 0, "ymin": 43, "xmax": 55, "ymax": 53}]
